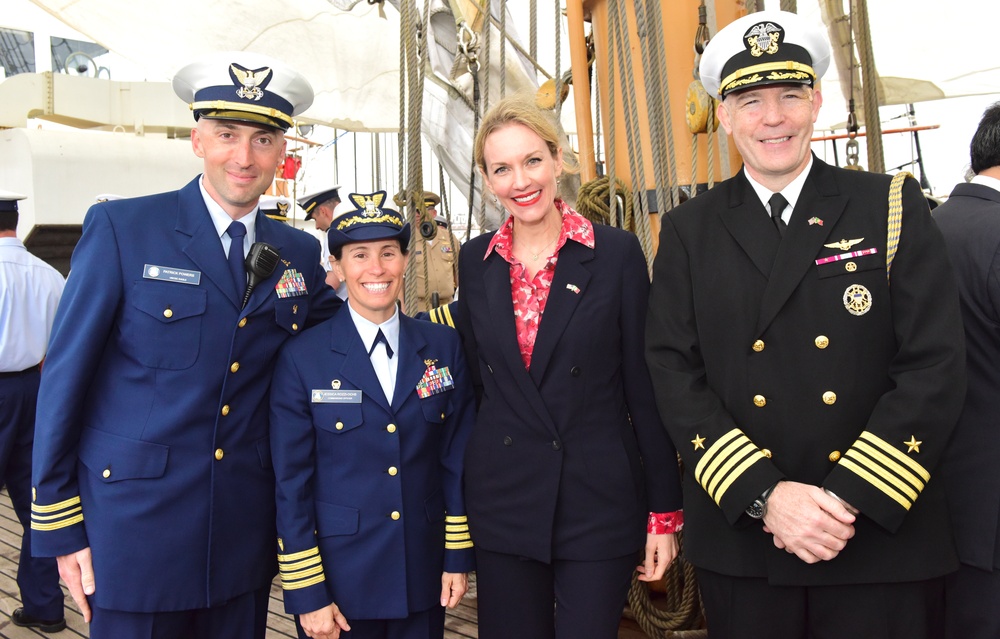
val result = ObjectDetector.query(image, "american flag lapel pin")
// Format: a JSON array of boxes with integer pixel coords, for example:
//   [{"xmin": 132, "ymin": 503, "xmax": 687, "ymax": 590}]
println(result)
[{"xmin": 808, "ymin": 217, "xmax": 824, "ymax": 226}]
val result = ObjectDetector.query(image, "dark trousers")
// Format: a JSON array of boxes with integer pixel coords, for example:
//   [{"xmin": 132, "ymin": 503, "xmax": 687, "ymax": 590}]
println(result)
[
  {"xmin": 474, "ymin": 547, "xmax": 637, "ymax": 639},
  {"xmin": 945, "ymin": 562, "xmax": 1000, "ymax": 639},
  {"xmin": 696, "ymin": 567, "xmax": 945, "ymax": 639},
  {"xmin": 0, "ymin": 371, "xmax": 63, "ymax": 619},
  {"xmin": 296, "ymin": 606, "xmax": 445, "ymax": 639},
  {"xmin": 89, "ymin": 585, "xmax": 270, "ymax": 639}
]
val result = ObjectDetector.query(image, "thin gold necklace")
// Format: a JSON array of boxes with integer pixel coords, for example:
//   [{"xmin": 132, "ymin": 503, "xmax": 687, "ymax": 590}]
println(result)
[{"xmin": 519, "ymin": 235, "xmax": 558, "ymax": 261}]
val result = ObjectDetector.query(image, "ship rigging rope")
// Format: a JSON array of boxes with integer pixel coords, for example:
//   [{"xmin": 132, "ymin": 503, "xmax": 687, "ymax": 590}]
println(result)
[
  {"xmin": 608, "ymin": 0, "xmax": 656, "ymax": 269},
  {"xmin": 627, "ymin": 533, "xmax": 707, "ymax": 638},
  {"xmin": 852, "ymin": 0, "xmax": 885, "ymax": 173}
]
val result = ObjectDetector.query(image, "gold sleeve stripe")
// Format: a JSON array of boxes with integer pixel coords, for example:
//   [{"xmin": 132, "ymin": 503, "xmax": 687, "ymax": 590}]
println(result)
[
  {"xmin": 843, "ymin": 450, "xmax": 919, "ymax": 502},
  {"xmin": 277, "ymin": 547, "xmax": 321, "ymax": 562},
  {"xmin": 281, "ymin": 573, "xmax": 326, "ymax": 591},
  {"xmin": 694, "ymin": 429, "xmax": 744, "ymax": 484},
  {"xmin": 440, "ymin": 304, "xmax": 456, "ymax": 327},
  {"xmin": 31, "ymin": 496, "xmax": 81, "ymax": 513},
  {"xmin": 445, "ymin": 532, "xmax": 472, "ymax": 541},
  {"xmin": 852, "ymin": 441, "xmax": 925, "ymax": 492},
  {"xmin": 694, "ymin": 429, "xmax": 767, "ymax": 506},
  {"xmin": 281, "ymin": 564, "xmax": 325, "ymax": 582},
  {"xmin": 279, "ymin": 556, "xmax": 323, "ymax": 572},
  {"xmin": 705, "ymin": 441, "xmax": 759, "ymax": 498},
  {"xmin": 31, "ymin": 513, "xmax": 84, "ymax": 531},
  {"xmin": 444, "ymin": 515, "xmax": 468, "ymax": 524},
  {"xmin": 446, "ymin": 525, "xmax": 469, "ymax": 534},
  {"xmin": 839, "ymin": 457, "xmax": 912, "ymax": 510},
  {"xmin": 859, "ymin": 432, "xmax": 930, "ymax": 480},
  {"xmin": 445, "ymin": 540, "xmax": 475, "ymax": 550},
  {"xmin": 711, "ymin": 450, "xmax": 768, "ymax": 504},
  {"xmin": 31, "ymin": 506, "xmax": 83, "ymax": 521}
]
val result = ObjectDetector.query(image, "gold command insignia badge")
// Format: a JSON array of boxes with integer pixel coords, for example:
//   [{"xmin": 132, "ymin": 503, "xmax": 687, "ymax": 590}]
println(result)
[
  {"xmin": 691, "ymin": 434, "xmax": 706, "ymax": 450},
  {"xmin": 843, "ymin": 284, "xmax": 872, "ymax": 316},
  {"xmin": 331, "ymin": 379, "xmax": 341, "ymax": 390}
]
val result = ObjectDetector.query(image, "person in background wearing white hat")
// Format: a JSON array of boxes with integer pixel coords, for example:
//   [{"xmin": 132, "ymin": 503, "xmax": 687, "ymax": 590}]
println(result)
[
  {"xmin": 30, "ymin": 52, "xmax": 341, "ymax": 639},
  {"xmin": 645, "ymin": 10, "xmax": 965, "ymax": 638},
  {"xmin": 300, "ymin": 186, "xmax": 348, "ymax": 297},
  {"xmin": 270, "ymin": 192, "xmax": 474, "ymax": 639},
  {"xmin": 0, "ymin": 191, "xmax": 66, "ymax": 634},
  {"xmin": 259, "ymin": 193, "xmax": 293, "ymax": 223}
]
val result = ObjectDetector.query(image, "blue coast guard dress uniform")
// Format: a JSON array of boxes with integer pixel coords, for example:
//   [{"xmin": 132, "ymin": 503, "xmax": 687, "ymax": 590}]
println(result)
[
  {"xmin": 269, "ymin": 193, "xmax": 475, "ymax": 639},
  {"xmin": 646, "ymin": 10, "xmax": 966, "ymax": 637},
  {"xmin": 0, "ymin": 191, "xmax": 66, "ymax": 631},
  {"xmin": 30, "ymin": 52, "xmax": 340, "ymax": 637}
]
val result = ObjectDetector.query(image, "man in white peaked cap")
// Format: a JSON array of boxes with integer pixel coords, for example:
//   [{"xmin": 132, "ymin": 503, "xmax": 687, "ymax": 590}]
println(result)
[
  {"xmin": 30, "ymin": 52, "xmax": 341, "ymax": 638},
  {"xmin": 646, "ymin": 10, "xmax": 965, "ymax": 638}
]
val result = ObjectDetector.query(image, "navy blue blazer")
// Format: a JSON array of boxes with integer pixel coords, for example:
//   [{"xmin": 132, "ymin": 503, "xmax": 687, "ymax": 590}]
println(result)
[
  {"xmin": 270, "ymin": 306, "xmax": 475, "ymax": 619},
  {"xmin": 31, "ymin": 177, "xmax": 340, "ymax": 612},
  {"xmin": 935, "ymin": 182, "xmax": 1000, "ymax": 571},
  {"xmin": 454, "ymin": 222, "xmax": 682, "ymax": 563}
]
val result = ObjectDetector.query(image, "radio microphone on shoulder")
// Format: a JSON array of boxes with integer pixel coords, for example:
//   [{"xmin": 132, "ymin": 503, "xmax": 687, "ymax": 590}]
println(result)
[{"xmin": 242, "ymin": 242, "xmax": 280, "ymax": 309}]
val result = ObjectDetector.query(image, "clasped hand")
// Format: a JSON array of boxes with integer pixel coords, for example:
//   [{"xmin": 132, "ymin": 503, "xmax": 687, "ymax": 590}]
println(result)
[{"xmin": 761, "ymin": 481, "xmax": 856, "ymax": 564}]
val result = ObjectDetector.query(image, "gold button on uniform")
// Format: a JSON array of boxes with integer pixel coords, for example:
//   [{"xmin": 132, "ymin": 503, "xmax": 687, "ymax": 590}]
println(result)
[
  {"xmin": 753, "ymin": 395, "xmax": 767, "ymax": 408},
  {"xmin": 822, "ymin": 391, "xmax": 837, "ymax": 405},
  {"xmin": 163, "ymin": 308, "xmax": 173, "ymax": 318},
  {"xmin": 291, "ymin": 323, "xmax": 299, "ymax": 331},
  {"xmin": 221, "ymin": 405, "xmax": 230, "ymax": 416},
  {"xmin": 390, "ymin": 511, "xmax": 400, "ymax": 520},
  {"xmin": 829, "ymin": 450, "xmax": 841, "ymax": 462},
  {"xmin": 761, "ymin": 448, "xmax": 772, "ymax": 459},
  {"xmin": 215, "ymin": 449, "xmax": 224, "ymax": 460},
  {"xmin": 230, "ymin": 362, "xmax": 240, "ymax": 373},
  {"xmin": 335, "ymin": 421, "xmax": 344, "ymax": 431},
  {"xmin": 388, "ymin": 467, "xmax": 398, "ymax": 476},
  {"xmin": 752, "ymin": 340, "xmax": 765, "ymax": 352},
  {"xmin": 238, "ymin": 318, "xmax": 247, "ymax": 328},
  {"xmin": 102, "ymin": 468, "xmax": 111, "ymax": 478},
  {"xmin": 387, "ymin": 424, "xmax": 397, "ymax": 433},
  {"xmin": 815, "ymin": 335, "xmax": 829, "ymax": 349},
  {"xmin": 440, "ymin": 412, "xmax": 446, "ymax": 420}
]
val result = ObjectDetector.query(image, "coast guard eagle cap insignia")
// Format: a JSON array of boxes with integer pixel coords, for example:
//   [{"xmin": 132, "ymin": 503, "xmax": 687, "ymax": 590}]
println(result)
[
  {"xmin": 745, "ymin": 21, "xmax": 782, "ymax": 57},
  {"xmin": 843, "ymin": 284, "xmax": 872, "ymax": 316},
  {"xmin": 229, "ymin": 63, "xmax": 272, "ymax": 101}
]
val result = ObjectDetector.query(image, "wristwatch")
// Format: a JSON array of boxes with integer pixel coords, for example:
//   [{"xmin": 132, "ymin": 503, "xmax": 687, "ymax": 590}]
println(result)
[{"xmin": 746, "ymin": 482, "xmax": 779, "ymax": 520}]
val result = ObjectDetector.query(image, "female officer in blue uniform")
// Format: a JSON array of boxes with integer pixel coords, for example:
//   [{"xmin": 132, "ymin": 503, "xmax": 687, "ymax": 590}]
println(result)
[{"xmin": 270, "ymin": 192, "xmax": 476, "ymax": 639}]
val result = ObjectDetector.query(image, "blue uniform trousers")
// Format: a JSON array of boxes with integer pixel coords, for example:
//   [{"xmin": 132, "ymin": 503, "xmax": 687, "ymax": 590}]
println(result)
[{"xmin": 0, "ymin": 369, "xmax": 62, "ymax": 619}]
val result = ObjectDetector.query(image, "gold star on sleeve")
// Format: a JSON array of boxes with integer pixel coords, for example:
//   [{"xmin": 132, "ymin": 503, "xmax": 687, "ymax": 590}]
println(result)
[
  {"xmin": 691, "ymin": 434, "xmax": 706, "ymax": 451},
  {"xmin": 903, "ymin": 436, "xmax": 922, "ymax": 454}
]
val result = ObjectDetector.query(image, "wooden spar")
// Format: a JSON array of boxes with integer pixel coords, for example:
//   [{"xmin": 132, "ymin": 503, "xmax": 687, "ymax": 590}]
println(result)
[
  {"xmin": 569, "ymin": 0, "xmax": 743, "ymax": 200},
  {"xmin": 811, "ymin": 124, "xmax": 939, "ymax": 142}
]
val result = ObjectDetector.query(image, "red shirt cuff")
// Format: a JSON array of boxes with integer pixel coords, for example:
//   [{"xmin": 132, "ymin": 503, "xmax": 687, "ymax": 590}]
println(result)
[{"xmin": 647, "ymin": 510, "xmax": 684, "ymax": 534}]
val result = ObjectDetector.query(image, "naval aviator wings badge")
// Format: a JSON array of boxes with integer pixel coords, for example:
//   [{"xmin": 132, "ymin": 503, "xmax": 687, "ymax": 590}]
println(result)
[{"xmin": 824, "ymin": 238, "xmax": 864, "ymax": 251}]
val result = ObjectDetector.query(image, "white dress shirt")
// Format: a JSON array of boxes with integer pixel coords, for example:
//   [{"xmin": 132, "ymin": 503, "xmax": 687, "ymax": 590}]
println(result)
[{"xmin": 348, "ymin": 304, "xmax": 400, "ymax": 404}]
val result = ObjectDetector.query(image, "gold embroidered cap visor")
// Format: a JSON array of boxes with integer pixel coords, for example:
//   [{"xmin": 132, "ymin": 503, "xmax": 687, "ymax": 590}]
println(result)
[
  {"xmin": 699, "ymin": 10, "xmax": 831, "ymax": 98},
  {"xmin": 327, "ymin": 190, "xmax": 412, "ymax": 253},
  {"xmin": 172, "ymin": 51, "xmax": 314, "ymax": 131}
]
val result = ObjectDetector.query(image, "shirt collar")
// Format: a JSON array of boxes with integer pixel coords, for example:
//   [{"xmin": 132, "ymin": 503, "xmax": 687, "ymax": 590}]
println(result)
[
  {"xmin": 0, "ymin": 237, "xmax": 25, "ymax": 249},
  {"xmin": 348, "ymin": 303, "xmax": 401, "ymax": 355},
  {"xmin": 484, "ymin": 199, "xmax": 595, "ymax": 261},
  {"xmin": 199, "ymin": 176, "xmax": 258, "ymax": 245},
  {"xmin": 971, "ymin": 174, "xmax": 1000, "ymax": 194},
  {"xmin": 744, "ymin": 155, "xmax": 813, "ymax": 214}
]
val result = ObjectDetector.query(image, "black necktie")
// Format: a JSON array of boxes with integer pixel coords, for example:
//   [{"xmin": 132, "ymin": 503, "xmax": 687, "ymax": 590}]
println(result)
[
  {"xmin": 226, "ymin": 221, "xmax": 247, "ymax": 296},
  {"xmin": 769, "ymin": 193, "xmax": 788, "ymax": 237},
  {"xmin": 370, "ymin": 329, "xmax": 394, "ymax": 359}
]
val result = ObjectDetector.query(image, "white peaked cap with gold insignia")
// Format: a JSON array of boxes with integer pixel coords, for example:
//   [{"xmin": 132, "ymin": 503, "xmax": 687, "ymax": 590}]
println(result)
[
  {"xmin": 699, "ymin": 10, "xmax": 831, "ymax": 98},
  {"xmin": 172, "ymin": 51, "xmax": 314, "ymax": 131}
]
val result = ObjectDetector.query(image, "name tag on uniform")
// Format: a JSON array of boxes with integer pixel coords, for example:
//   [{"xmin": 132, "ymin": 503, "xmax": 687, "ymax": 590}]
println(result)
[
  {"xmin": 311, "ymin": 389, "xmax": 362, "ymax": 404},
  {"xmin": 143, "ymin": 264, "xmax": 201, "ymax": 285}
]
